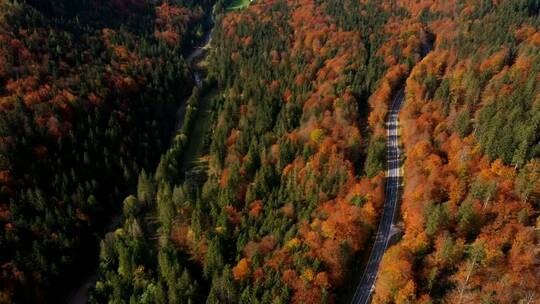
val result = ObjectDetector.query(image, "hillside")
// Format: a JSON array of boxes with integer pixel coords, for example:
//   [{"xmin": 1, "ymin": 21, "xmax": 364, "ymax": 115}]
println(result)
[
  {"xmin": 1, "ymin": 0, "xmax": 539, "ymax": 303},
  {"xmin": 0, "ymin": 0, "xmax": 212, "ymax": 302},
  {"xmin": 87, "ymin": 0, "xmax": 540, "ymax": 303}
]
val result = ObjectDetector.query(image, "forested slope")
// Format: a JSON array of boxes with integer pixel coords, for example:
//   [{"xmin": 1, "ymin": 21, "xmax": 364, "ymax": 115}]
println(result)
[
  {"xmin": 372, "ymin": 1, "xmax": 540, "ymax": 303},
  {"xmin": 0, "ymin": 0, "xmax": 212, "ymax": 302},
  {"xmin": 88, "ymin": 0, "xmax": 433, "ymax": 302},
  {"xmin": 2, "ymin": 0, "xmax": 539, "ymax": 303},
  {"xmin": 93, "ymin": 0, "xmax": 539, "ymax": 303}
]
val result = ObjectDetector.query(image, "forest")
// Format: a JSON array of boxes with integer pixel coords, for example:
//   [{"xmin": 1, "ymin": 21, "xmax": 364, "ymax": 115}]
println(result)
[
  {"xmin": 0, "ymin": 0, "xmax": 213, "ymax": 302},
  {"xmin": 373, "ymin": 1, "xmax": 540, "ymax": 303},
  {"xmin": 1, "ymin": 0, "xmax": 539, "ymax": 303}
]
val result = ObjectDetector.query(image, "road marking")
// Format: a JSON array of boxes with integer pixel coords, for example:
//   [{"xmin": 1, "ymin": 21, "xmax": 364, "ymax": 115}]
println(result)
[{"xmin": 351, "ymin": 88, "xmax": 406, "ymax": 304}]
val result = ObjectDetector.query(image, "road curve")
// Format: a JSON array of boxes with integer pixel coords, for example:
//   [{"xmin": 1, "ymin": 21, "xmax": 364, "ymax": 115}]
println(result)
[{"xmin": 351, "ymin": 88, "xmax": 405, "ymax": 304}]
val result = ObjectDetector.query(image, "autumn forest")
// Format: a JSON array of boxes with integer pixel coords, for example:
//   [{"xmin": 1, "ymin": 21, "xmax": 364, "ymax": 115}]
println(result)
[{"xmin": 0, "ymin": 0, "xmax": 539, "ymax": 303}]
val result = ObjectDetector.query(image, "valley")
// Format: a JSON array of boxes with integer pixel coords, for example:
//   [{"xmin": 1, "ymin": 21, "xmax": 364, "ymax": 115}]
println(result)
[{"xmin": 0, "ymin": 0, "xmax": 538, "ymax": 303}]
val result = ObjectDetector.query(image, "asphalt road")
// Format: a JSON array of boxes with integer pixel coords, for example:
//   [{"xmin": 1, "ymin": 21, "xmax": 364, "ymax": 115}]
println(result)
[{"xmin": 351, "ymin": 88, "xmax": 405, "ymax": 304}]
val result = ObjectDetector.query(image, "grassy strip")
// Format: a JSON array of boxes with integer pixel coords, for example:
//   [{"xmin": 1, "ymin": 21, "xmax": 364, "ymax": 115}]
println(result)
[
  {"xmin": 226, "ymin": 0, "xmax": 250, "ymax": 11},
  {"xmin": 182, "ymin": 86, "xmax": 218, "ymax": 169}
]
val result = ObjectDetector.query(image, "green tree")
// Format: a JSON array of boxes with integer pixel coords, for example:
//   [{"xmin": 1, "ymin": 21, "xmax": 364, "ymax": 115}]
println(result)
[{"xmin": 365, "ymin": 136, "xmax": 386, "ymax": 177}]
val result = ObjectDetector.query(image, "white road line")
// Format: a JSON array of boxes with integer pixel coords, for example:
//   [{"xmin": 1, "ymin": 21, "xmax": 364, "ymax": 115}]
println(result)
[{"xmin": 351, "ymin": 87, "xmax": 406, "ymax": 304}]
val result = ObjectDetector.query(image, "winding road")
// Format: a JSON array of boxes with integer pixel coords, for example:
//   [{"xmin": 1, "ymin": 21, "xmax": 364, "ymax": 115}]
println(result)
[{"xmin": 351, "ymin": 88, "xmax": 405, "ymax": 304}]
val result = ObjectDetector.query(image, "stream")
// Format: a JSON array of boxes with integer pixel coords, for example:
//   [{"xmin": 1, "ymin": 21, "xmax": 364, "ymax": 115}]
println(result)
[{"xmin": 67, "ymin": 10, "xmax": 215, "ymax": 304}]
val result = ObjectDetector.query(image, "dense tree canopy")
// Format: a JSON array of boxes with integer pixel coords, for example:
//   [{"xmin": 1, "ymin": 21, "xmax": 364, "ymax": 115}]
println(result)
[
  {"xmin": 88, "ymin": 0, "xmax": 431, "ymax": 302},
  {"xmin": 373, "ymin": 1, "xmax": 540, "ymax": 303},
  {"xmin": 0, "ymin": 0, "xmax": 212, "ymax": 302},
  {"xmin": 1, "ymin": 0, "xmax": 539, "ymax": 303}
]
